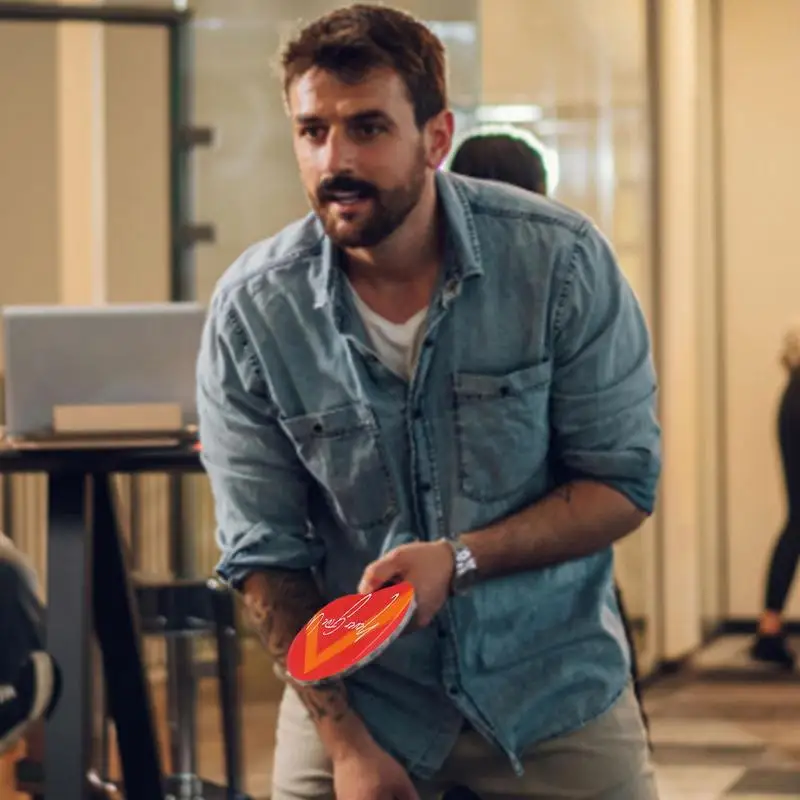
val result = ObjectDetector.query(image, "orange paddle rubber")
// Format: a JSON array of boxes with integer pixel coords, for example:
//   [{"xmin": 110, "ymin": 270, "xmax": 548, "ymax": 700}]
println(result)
[{"xmin": 286, "ymin": 581, "xmax": 417, "ymax": 685}]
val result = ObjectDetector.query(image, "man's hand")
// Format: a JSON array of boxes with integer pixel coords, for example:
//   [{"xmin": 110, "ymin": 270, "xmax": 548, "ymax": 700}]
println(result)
[
  {"xmin": 332, "ymin": 731, "xmax": 421, "ymax": 800},
  {"xmin": 358, "ymin": 540, "xmax": 454, "ymax": 628}
]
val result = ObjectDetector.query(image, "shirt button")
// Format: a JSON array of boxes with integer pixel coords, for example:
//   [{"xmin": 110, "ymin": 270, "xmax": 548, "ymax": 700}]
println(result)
[
  {"xmin": 419, "ymin": 482, "xmax": 432, "ymax": 493},
  {"xmin": 412, "ymin": 409, "xmax": 423, "ymax": 420},
  {"xmin": 446, "ymin": 685, "xmax": 458, "ymax": 697}
]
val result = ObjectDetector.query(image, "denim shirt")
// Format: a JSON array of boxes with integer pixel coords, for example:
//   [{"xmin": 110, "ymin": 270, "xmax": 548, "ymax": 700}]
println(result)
[{"xmin": 196, "ymin": 171, "xmax": 661, "ymax": 780}]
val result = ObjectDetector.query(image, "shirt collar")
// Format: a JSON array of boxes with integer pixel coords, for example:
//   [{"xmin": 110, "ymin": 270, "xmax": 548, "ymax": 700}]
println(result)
[{"xmin": 311, "ymin": 170, "xmax": 484, "ymax": 310}]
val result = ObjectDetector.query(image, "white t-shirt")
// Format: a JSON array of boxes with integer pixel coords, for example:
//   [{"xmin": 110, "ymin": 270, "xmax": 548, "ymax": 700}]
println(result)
[{"xmin": 348, "ymin": 284, "xmax": 428, "ymax": 381}]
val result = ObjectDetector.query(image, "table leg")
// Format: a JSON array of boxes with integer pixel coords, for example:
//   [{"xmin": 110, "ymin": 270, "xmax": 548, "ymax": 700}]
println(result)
[
  {"xmin": 210, "ymin": 581, "xmax": 244, "ymax": 794},
  {"xmin": 92, "ymin": 473, "xmax": 165, "ymax": 799},
  {"xmin": 166, "ymin": 473, "xmax": 199, "ymax": 788},
  {"xmin": 45, "ymin": 471, "xmax": 92, "ymax": 800},
  {"xmin": 166, "ymin": 637, "xmax": 198, "ymax": 780}
]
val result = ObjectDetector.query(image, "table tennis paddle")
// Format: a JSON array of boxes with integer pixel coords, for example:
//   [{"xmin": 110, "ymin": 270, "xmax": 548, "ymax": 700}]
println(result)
[{"xmin": 286, "ymin": 581, "xmax": 416, "ymax": 685}]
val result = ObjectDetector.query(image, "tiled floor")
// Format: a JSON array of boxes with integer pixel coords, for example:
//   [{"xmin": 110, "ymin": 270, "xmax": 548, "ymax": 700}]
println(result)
[
  {"xmin": 646, "ymin": 635, "xmax": 800, "ymax": 799},
  {"xmin": 192, "ymin": 636, "xmax": 800, "ymax": 799},
  {"xmin": 6, "ymin": 636, "xmax": 800, "ymax": 799},
  {"xmin": 210, "ymin": 634, "xmax": 800, "ymax": 799}
]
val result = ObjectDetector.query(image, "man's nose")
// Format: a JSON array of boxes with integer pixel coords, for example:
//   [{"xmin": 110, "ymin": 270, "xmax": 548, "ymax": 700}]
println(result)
[{"xmin": 320, "ymin": 127, "xmax": 357, "ymax": 174}]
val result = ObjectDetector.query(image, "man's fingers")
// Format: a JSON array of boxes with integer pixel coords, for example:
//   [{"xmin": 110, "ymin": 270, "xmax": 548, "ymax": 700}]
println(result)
[{"xmin": 358, "ymin": 555, "xmax": 401, "ymax": 594}]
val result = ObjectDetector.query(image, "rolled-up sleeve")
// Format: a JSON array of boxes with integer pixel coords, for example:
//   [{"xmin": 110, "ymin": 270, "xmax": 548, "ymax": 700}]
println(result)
[
  {"xmin": 550, "ymin": 223, "xmax": 661, "ymax": 513},
  {"xmin": 196, "ymin": 291, "xmax": 324, "ymax": 587}
]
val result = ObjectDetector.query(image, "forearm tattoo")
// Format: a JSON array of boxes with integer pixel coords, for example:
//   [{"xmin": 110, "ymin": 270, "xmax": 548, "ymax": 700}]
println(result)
[{"xmin": 242, "ymin": 569, "xmax": 350, "ymax": 724}]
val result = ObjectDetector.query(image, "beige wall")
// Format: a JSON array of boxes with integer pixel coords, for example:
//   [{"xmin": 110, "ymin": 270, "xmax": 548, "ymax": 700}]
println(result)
[
  {"xmin": 481, "ymin": 0, "xmax": 645, "ymax": 107},
  {"xmin": 104, "ymin": 24, "xmax": 170, "ymax": 303},
  {"xmin": 0, "ymin": 21, "xmax": 60, "ymax": 582},
  {"xmin": 655, "ymin": 0, "xmax": 707, "ymax": 658},
  {"xmin": 718, "ymin": 0, "xmax": 800, "ymax": 618},
  {"xmin": 57, "ymin": 20, "xmax": 105, "ymax": 305},
  {"xmin": 696, "ymin": 0, "xmax": 723, "ymax": 633},
  {"xmin": 0, "ymin": 20, "xmax": 170, "ymax": 312},
  {"xmin": 0, "ymin": 22, "xmax": 60, "ymax": 359}
]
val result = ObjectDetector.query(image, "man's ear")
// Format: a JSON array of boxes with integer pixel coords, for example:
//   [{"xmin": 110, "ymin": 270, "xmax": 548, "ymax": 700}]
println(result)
[{"xmin": 424, "ymin": 109, "xmax": 455, "ymax": 170}]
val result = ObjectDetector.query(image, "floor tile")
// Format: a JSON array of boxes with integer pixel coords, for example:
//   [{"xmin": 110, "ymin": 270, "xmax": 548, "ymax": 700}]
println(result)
[
  {"xmin": 649, "ymin": 718, "xmax": 764, "ymax": 747},
  {"xmin": 641, "ymin": 641, "xmax": 800, "ymax": 798},
  {"xmin": 655, "ymin": 765, "xmax": 746, "ymax": 796},
  {"xmin": 727, "ymin": 768, "xmax": 800, "ymax": 795},
  {"xmin": 739, "ymin": 722, "xmax": 800, "ymax": 748},
  {"xmin": 653, "ymin": 742, "xmax": 766, "ymax": 767},
  {"xmin": 693, "ymin": 636, "xmax": 800, "ymax": 668},
  {"xmin": 752, "ymin": 747, "xmax": 800, "ymax": 769},
  {"xmin": 726, "ymin": 796, "xmax": 800, "ymax": 800}
]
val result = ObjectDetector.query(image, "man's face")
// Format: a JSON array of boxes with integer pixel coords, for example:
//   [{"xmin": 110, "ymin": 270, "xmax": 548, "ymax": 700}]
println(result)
[{"xmin": 288, "ymin": 66, "xmax": 451, "ymax": 249}]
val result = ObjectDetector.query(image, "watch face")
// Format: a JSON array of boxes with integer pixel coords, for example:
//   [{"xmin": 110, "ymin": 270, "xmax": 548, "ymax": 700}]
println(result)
[{"xmin": 452, "ymin": 541, "xmax": 478, "ymax": 592}]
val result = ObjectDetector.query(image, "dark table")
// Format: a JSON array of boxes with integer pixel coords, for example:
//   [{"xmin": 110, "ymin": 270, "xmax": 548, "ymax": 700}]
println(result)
[{"xmin": 0, "ymin": 442, "xmax": 203, "ymax": 800}]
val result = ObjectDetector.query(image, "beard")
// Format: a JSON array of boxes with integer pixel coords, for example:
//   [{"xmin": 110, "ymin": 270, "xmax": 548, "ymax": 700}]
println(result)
[{"xmin": 311, "ymin": 148, "xmax": 427, "ymax": 249}]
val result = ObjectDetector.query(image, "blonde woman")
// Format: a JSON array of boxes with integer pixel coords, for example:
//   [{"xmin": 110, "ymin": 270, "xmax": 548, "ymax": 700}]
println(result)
[{"xmin": 752, "ymin": 320, "xmax": 800, "ymax": 668}]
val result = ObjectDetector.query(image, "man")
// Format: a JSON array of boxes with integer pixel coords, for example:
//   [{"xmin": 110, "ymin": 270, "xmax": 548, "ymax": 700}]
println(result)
[
  {"xmin": 197, "ymin": 5, "xmax": 661, "ymax": 799},
  {"xmin": 0, "ymin": 533, "xmax": 61, "ymax": 757}
]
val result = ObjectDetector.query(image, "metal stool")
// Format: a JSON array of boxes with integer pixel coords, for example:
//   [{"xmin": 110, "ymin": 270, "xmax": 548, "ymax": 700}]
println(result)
[
  {"xmin": 16, "ymin": 577, "xmax": 247, "ymax": 800},
  {"xmin": 101, "ymin": 575, "xmax": 250, "ymax": 800}
]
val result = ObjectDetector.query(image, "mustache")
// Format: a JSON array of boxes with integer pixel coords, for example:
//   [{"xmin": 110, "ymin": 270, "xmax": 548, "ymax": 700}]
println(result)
[{"xmin": 317, "ymin": 175, "xmax": 378, "ymax": 203}]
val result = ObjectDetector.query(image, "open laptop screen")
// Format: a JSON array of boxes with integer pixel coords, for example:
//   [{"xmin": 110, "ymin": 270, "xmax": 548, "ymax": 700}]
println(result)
[{"xmin": 2, "ymin": 303, "xmax": 206, "ymax": 438}]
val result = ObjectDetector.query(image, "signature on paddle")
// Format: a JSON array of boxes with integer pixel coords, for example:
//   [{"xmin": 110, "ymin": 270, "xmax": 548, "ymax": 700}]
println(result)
[{"xmin": 307, "ymin": 591, "xmax": 402, "ymax": 642}]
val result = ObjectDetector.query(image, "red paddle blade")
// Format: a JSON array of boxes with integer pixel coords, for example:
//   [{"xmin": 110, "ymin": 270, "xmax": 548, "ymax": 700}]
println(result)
[{"xmin": 286, "ymin": 581, "xmax": 416, "ymax": 685}]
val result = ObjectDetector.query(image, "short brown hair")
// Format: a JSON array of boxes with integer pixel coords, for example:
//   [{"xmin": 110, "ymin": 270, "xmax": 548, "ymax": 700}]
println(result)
[{"xmin": 279, "ymin": 4, "xmax": 447, "ymax": 128}]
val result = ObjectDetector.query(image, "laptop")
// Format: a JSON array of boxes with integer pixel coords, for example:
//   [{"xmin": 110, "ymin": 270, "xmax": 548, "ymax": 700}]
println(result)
[{"xmin": 2, "ymin": 303, "xmax": 206, "ymax": 444}]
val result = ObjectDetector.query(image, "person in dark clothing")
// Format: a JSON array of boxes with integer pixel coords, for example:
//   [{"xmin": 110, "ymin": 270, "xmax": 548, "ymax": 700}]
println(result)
[
  {"xmin": 0, "ymin": 533, "xmax": 61, "ymax": 756},
  {"xmin": 449, "ymin": 128, "xmax": 549, "ymax": 195},
  {"xmin": 447, "ymin": 124, "xmax": 650, "ymax": 734},
  {"xmin": 752, "ymin": 323, "xmax": 800, "ymax": 669}
]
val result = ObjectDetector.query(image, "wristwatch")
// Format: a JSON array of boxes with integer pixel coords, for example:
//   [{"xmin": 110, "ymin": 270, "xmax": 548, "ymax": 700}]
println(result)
[{"xmin": 446, "ymin": 536, "xmax": 479, "ymax": 595}]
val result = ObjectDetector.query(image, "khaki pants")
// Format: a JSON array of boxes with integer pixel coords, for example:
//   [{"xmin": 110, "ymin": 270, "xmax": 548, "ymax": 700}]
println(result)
[{"xmin": 272, "ymin": 683, "xmax": 659, "ymax": 800}]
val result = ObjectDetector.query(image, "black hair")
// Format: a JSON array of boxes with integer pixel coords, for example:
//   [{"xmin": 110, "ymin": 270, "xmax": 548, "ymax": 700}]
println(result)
[{"xmin": 449, "ymin": 130, "xmax": 548, "ymax": 196}]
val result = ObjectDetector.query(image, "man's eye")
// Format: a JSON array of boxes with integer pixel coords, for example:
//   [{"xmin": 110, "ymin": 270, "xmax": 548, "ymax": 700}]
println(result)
[
  {"xmin": 354, "ymin": 123, "xmax": 385, "ymax": 139},
  {"xmin": 300, "ymin": 126, "xmax": 325, "ymax": 141}
]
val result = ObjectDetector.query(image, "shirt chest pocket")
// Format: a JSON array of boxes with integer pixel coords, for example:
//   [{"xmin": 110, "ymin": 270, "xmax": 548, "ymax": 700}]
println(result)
[
  {"xmin": 281, "ymin": 402, "xmax": 398, "ymax": 530},
  {"xmin": 453, "ymin": 359, "xmax": 553, "ymax": 502}
]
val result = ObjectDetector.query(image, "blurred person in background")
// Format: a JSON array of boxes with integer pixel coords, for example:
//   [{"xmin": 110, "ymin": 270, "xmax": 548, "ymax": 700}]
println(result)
[
  {"xmin": 752, "ymin": 320, "xmax": 800, "ymax": 669},
  {"xmin": 448, "ymin": 125, "xmax": 549, "ymax": 195},
  {"xmin": 0, "ymin": 533, "xmax": 60, "ymax": 757}
]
